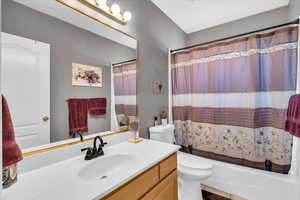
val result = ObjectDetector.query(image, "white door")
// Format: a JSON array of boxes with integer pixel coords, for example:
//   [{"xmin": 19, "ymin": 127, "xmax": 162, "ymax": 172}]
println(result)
[{"xmin": 1, "ymin": 32, "xmax": 50, "ymax": 149}]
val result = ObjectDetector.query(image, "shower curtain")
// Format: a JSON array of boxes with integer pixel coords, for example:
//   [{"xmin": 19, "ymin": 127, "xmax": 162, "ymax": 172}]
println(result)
[
  {"xmin": 113, "ymin": 61, "xmax": 137, "ymax": 127},
  {"xmin": 111, "ymin": 65, "xmax": 119, "ymax": 132},
  {"xmin": 171, "ymin": 26, "xmax": 298, "ymax": 174}
]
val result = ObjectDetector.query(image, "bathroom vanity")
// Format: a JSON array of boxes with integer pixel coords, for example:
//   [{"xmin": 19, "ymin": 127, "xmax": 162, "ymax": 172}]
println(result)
[
  {"xmin": 2, "ymin": 139, "xmax": 180, "ymax": 200},
  {"xmin": 102, "ymin": 152, "xmax": 178, "ymax": 200}
]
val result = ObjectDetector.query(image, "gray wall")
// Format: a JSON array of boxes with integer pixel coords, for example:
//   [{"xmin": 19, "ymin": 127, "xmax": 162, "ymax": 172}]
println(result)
[
  {"xmin": 289, "ymin": 0, "xmax": 300, "ymax": 20},
  {"xmin": 186, "ymin": 6, "xmax": 290, "ymax": 45},
  {"xmin": 2, "ymin": 0, "xmax": 136, "ymax": 142},
  {"xmin": 111, "ymin": 0, "xmax": 186, "ymax": 138}
]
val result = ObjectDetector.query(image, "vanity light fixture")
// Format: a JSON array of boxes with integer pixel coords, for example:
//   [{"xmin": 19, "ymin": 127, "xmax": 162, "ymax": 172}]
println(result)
[
  {"xmin": 78, "ymin": 0, "xmax": 132, "ymax": 25},
  {"xmin": 111, "ymin": 4, "xmax": 121, "ymax": 14},
  {"xmin": 123, "ymin": 11, "xmax": 132, "ymax": 22}
]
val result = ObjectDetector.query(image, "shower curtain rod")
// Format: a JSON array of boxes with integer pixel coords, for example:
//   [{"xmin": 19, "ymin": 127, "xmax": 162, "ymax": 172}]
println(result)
[
  {"xmin": 171, "ymin": 18, "xmax": 300, "ymax": 54},
  {"xmin": 112, "ymin": 59, "xmax": 136, "ymax": 66}
]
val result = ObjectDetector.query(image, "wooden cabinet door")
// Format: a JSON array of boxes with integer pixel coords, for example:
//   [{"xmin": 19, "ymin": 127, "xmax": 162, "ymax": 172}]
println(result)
[
  {"xmin": 159, "ymin": 154, "xmax": 177, "ymax": 180},
  {"xmin": 141, "ymin": 170, "xmax": 178, "ymax": 200},
  {"xmin": 102, "ymin": 166, "xmax": 159, "ymax": 200}
]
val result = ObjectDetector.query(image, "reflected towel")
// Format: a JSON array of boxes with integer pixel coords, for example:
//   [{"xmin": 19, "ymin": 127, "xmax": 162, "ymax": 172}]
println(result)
[
  {"xmin": 68, "ymin": 99, "xmax": 88, "ymax": 136},
  {"xmin": 88, "ymin": 98, "xmax": 106, "ymax": 116},
  {"xmin": 285, "ymin": 94, "xmax": 300, "ymax": 138},
  {"xmin": 2, "ymin": 95, "xmax": 23, "ymax": 168}
]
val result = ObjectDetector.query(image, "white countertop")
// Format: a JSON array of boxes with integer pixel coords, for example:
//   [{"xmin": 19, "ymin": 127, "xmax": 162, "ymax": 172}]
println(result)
[{"xmin": 3, "ymin": 140, "xmax": 180, "ymax": 200}]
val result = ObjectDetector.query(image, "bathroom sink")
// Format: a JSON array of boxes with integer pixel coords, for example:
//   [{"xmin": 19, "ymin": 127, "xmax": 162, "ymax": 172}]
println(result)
[{"xmin": 78, "ymin": 154, "xmax": 136, "ymax": 180}]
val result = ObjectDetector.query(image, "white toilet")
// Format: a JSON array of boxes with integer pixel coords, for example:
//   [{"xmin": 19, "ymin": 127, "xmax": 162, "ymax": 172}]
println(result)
[{"xmin": 149, "ymin": 124, "xmax": 213, "ymax": 200}]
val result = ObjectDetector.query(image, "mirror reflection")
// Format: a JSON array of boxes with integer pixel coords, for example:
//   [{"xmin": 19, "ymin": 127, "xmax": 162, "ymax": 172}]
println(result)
[
  {"xmin": 112, "ymin": 59, "xmax": 137, "ymax": 129},
  {"xmin": 1, "ymin": 0, "xmax": 138, "ymax": 150}
]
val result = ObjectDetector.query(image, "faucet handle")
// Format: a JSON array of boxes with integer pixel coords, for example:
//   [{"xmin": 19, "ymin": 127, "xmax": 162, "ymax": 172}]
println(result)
[
  {"xmin": 81, "ymin": 147, "xmax": 91, "ymax": 152},
  {"xmin": 81, "ymin": 148, "xmax": 95, "ymax": 160},
  {"xmin": 101, "ymin": 142, "xmax": 108, "ymax": 147}
]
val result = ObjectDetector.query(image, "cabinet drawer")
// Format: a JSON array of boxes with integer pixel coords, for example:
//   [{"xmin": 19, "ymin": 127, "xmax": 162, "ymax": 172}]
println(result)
[
  {"xmin": 141, "ymin": 170, "xmax": 178, "ymax": 200},
  {"xmin": 159, "ymin": 153, "xmax": 177, "ymax": 180},
  {"xmin": 102, "ymin": 165, "xmax": 159, "ymax": 200}
]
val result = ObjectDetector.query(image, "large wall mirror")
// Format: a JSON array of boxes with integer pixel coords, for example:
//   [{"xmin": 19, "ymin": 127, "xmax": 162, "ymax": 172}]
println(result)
[{"xmin": 1, "ymin": 0, "xmax": 138, "ymax": 152}]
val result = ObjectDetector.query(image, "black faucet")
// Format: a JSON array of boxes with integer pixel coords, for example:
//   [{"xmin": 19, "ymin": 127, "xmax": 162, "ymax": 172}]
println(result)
[
  {"xmin": 73, "ymin": 131, "xmax": 83, "ymax": 142},
  {"xmin": 81, "ymin": 136, "xmax": 107, "ymax": 160},
  {"xmin": 94, "ymin": 136, "xmax": 108, "ymax": 156}
]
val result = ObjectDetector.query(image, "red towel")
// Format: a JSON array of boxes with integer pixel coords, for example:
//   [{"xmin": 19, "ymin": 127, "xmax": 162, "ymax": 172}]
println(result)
[
  {"xmin": 68, "ymin": 99, "xmax": 88, "ymax": 136},
  {"xmin": 88, "ymin": 98, "xmax": 106, "ymax": 116},
  {"xmin": 2, "ymin": 95, "xmax": 23, "ymax": 168},
  {"xmin": 285, "ymin": 94, "xmax": 300, "ymax": 138}
]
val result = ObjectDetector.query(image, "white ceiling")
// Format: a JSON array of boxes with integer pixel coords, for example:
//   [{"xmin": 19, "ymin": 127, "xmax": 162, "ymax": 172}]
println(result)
[
  {"xmin": 12, "ymin": 0, "xmax": 137, "ymax": 49},
  {"xmin": 151, "ymin": 0, "xmax": 290, "ymax": 34}
]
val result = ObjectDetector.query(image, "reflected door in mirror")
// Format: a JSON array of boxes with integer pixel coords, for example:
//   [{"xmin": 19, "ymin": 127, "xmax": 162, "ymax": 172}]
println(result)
[{"xmin": 1, "ymin": 33, "xmax": 50, "ymax": 149}]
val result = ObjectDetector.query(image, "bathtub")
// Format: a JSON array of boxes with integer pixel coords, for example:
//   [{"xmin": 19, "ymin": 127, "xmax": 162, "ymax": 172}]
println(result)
[{"xmin": 184, "ymin": 150, "xmax": 300, "ymax": 200}]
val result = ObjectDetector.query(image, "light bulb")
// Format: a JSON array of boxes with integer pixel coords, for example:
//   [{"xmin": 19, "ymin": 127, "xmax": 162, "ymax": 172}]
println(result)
[
  {"xmin": 96, "ymin": 0, "xmax": 107, "ymax": 5},
  {"xmin": 111, "ymin": 4, "xmax": 121, "ymax": 14},
  {"xmin": 123, "ymin": 11, "xmax": 132, "ymax": 22}
]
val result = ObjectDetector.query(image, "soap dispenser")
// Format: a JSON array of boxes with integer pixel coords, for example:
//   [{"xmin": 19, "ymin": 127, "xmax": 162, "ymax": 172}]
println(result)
[{"xmin": 154, "ymin": 116, "xmax": 159, "ymax": 126}]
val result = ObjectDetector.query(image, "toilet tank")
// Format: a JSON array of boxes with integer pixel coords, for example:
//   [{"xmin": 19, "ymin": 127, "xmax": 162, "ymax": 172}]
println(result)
[{"xmin": 149, "ymin": 124, "xmax": 175, "ymax": 144}]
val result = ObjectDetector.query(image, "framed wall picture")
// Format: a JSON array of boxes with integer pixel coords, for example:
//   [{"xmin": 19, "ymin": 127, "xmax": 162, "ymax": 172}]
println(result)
[{"xmin": 72, "ymin": 63, "xmax": 103, "ymax": 87}]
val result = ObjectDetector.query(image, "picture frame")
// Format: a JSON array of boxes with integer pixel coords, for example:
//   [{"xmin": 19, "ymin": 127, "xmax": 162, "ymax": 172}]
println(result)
[{"xmin": 72, "ymin": 63, "xmax": 103, "ymax": 87}]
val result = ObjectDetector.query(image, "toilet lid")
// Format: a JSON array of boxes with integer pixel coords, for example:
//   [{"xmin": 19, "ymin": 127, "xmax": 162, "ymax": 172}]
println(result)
[
  {"xmin": 149, "ymin": 124, "xmax": 174, "ymax": 133},
  {"xmin": 178, "ymin": 152, "xmax": 213, "ymax": 170}
]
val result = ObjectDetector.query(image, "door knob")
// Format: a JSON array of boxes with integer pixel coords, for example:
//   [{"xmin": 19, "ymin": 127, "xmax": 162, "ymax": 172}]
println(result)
[{"xmin": 43, "ymin": 116, "xmax": 49, "ymax": 121}]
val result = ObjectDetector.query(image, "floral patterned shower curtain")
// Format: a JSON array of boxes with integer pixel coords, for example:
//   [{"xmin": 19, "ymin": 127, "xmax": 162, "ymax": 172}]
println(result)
[
  {"xmin": 113, "ymin": 61, "xmax": 137, "ymax": 127},
  {"xmin": 171, "ymin": 26, "xmax": 298, "ymax": 174}
]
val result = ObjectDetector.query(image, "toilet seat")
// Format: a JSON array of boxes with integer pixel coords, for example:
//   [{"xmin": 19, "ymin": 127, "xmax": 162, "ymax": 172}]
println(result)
[
  {"xmin": 178, "ymin": 152, "xmax": 213, "ymax": 171},
  {"xmin": 177, "ymin": 152, "xmax": 213, "ymax": 200},
  {"xmin": 177, "ymin": 152, "xmax": 213, "ymax": 180}
]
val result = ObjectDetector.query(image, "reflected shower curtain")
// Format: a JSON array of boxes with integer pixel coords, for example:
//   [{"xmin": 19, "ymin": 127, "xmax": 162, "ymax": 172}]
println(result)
[
  {"xmin": 111, "ymin": 65, "xmax": 119, "ymax": 132},
  {"xmin": 171, "ymin": 26, "xmax": 298, "ymax": 173},
  {"xmin": 113, "ymin": 61, "xmax": 137, "ymax": 127}
]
